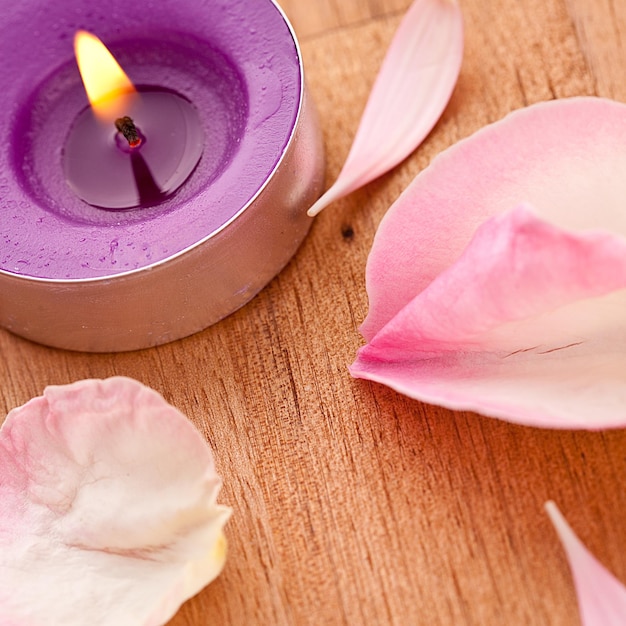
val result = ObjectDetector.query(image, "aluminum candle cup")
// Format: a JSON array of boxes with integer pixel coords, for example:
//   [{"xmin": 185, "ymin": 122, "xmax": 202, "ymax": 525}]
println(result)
[{"xmin": 0, "ymin": 0, "xmax": 324, "ymax": 352}]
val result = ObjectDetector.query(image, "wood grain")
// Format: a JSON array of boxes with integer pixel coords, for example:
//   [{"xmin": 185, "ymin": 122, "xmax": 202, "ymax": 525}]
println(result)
[
  {"xmin": 2, "ymin": 1, "xmax": 626, "ymax": 625},
  {"xmin": 279, "ymin": 0, "xmax": 412, "ymax": 39}
]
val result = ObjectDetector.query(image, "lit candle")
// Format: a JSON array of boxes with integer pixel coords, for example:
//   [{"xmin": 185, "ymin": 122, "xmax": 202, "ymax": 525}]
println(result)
[
  {"xmin": 0, "ymin": 0, "xmax": 324, "ymax": 352},
  {"xmin": 66, "ymin": 31, "xmax": 204, "ymax": 209}
]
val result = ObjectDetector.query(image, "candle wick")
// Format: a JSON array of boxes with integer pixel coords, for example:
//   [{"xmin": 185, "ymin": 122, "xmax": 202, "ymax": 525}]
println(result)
[{"xmin": 115, "ymin": 116, "xmax": 142, "ymax": 148}]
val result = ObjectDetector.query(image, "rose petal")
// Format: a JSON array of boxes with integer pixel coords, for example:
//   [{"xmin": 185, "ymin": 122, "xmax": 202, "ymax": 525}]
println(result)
[
  {"xmin": 360, "ymin": 97, "xmax": 626, "ymax": 341},
  {"xmin": 307, "ymin": 0, "xmax": 463, "ymax": 216},
  {"xmin": 0, "ymin": 377, "xmax": 231, "ymax": 626},
  {"xmin": 352, "ymin": 97, "xmax": 626, "ymax": 428},
  {"xmin": 545, "ymin": 501, "xmax": 626, "ymax": 625},
  {"xmin": 351, "ymin": 206, "xmax": 626, "ymax": 428}
]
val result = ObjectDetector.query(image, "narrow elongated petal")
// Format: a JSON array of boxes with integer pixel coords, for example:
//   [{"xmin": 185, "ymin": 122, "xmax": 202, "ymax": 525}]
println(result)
[
  {"xmin": 353, "ymin": 98, "xmax": 626, "ymax": 428},
  {"xmin": 0, "ymin": 377, "xmax": 231, "ymax": 626},
  {"xmin": 308, "ymin": 0, "xmax": 463, "ymax": 216},
  {"xmin": 545, "ymin": 501, "xmax": 626, "ymax": 625}
]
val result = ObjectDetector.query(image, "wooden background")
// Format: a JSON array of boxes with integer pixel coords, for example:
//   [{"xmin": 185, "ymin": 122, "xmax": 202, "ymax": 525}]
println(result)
[{"xmin": 2, "ymin": 0, "xmax": 626, "ymax": 624}]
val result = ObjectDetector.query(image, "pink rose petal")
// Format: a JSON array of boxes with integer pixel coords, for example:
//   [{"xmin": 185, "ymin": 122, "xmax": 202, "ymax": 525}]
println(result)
[
  {"xmin": 0, "ymin": 377, "xmax": 230, "ymax": 626},
  {"xmin": 352, "ymin": 97, "xmax": 626, "ymax": 428},
  {"xmin": 308, "ymin": 0, "xmax": 463, "ymax": 216},
  {"xmin": 546, "ymin": 501, "xmax": 626, "ymax": 625},
  {"xmin": 361, "ymin": 97, "xmax": 626, "ymax": 340},
  {"xmin": 352, "ymin": 206, "xmax": 626, "ymax": 428}
]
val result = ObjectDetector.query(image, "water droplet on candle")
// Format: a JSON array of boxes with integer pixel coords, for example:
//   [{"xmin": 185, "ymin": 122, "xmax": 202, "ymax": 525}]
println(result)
[{"xmin": 109, "ymin": 239, "xmax": 119, "ymax": 264}]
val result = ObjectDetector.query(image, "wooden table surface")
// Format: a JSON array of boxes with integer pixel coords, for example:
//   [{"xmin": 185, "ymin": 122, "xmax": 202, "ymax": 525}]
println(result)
[{"xmin": 2, "ymin": 0, "xmax": 626, "ymax": 624}]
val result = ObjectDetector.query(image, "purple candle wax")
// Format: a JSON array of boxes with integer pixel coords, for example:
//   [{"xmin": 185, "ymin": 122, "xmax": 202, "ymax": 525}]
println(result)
[
  {"xmin": 0, "ymin": 0, "xmax": 325, "ymax": 351},
  {"xmin": 63, "ymin": 87, "xmax": 205, "ymax": 209},
  {"xmin": 2, "ymin": 0, "xmax": 301, "ymax": 279}
]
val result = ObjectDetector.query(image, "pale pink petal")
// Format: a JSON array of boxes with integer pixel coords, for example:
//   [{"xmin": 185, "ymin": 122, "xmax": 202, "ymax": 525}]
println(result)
[
  {"xmin": 307, "ymin": 0, "xmax": 463, "ymax": 216},
  {"xmin": 351, "ymin": 206, "xmax": 626, "ymax": 428},
  {"xmin": 351, "ymin": 97, "xmax": 626, "ymax": 428},
  {"xmin": 0, "ymin": 377, "xmax": 231, "ymax": 626},
  {"xmin": 361, "ymin": 97, "xmax": 626, "ymax": 341},
  {"xmin": 545, "ymin": 501, "xmax": 626, "ymax": 625}
]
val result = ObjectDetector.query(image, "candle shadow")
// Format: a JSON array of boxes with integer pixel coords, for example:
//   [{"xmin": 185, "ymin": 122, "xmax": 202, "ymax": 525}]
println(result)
[{"xmin": 131, "ymin": 152, "xmax": 167, "ymax": 206}]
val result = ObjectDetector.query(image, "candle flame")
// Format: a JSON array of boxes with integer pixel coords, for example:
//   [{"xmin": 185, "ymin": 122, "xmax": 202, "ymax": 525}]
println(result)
[{"xmin": 74, "ymin": 30, "xmax": 137, "ymax": 122}]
